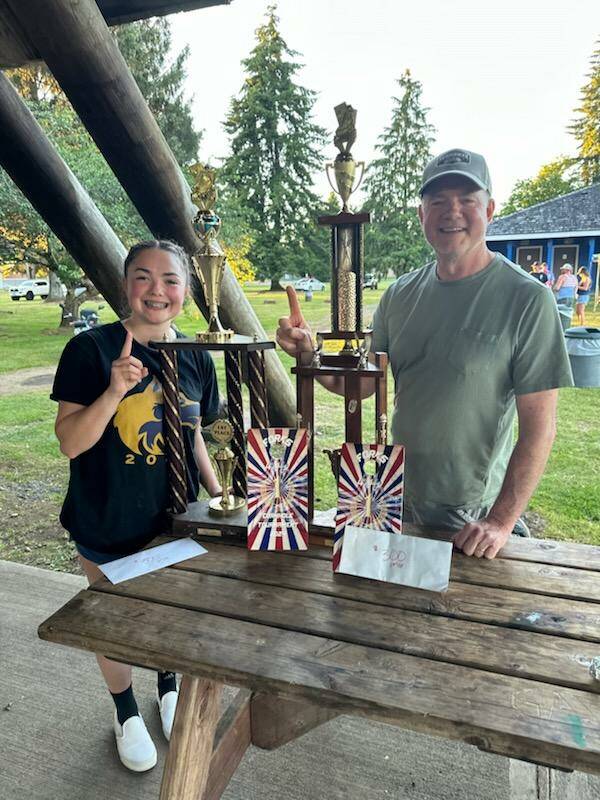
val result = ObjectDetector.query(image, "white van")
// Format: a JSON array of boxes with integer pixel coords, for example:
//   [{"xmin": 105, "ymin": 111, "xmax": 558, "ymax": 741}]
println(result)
[{"xmin": 9, "ymin": 279, "xmax": 50, "ymax": 301}]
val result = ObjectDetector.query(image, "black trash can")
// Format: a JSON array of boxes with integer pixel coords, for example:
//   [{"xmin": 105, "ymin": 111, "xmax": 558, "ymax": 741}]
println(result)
[
  {"xmin": 564, "ymin": 327, "xmax": 600, "ymax": 388},
  {"xmin": 556, "ymin": 304, "xmax": 573, "ymax": 333}
]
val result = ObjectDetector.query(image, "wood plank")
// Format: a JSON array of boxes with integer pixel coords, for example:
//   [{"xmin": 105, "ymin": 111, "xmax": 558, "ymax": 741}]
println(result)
[
  {"xmin": 450, "ymin": 556, "xmax": 600, "ymax": 602},
  {"xmin": 250, "ymin": 693, "xmax": 338, "ymax": 750},
  {"xmin": 497, "ymin": 538, "xmax": 600, "ymax": 572},
  {"xmin": 169, "ymin": 544, "xmax": 600, "ymax": 641},
  {"xmin": 204, "ymin": 689, "xmax": 251, "ymax": 800},
  {"xmin": 98, "ymin": 1, "xmax": 229, "ymax": 26},
  {"xmin": 95, "ymin": 568, "xmax": 600, "ymax": 692},
  {"xmin": 159, "ymin": 676, "xmax": 221, "ymax": 800},
  {"xmin": 38, "ymin": 591, "xmax": 600, "ymax": 775}
]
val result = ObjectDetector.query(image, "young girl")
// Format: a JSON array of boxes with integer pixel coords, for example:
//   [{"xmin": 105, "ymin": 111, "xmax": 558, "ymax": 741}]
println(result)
[{"xmin": 51, "ymin": 240, "xmax": 221, "ymax": 772}]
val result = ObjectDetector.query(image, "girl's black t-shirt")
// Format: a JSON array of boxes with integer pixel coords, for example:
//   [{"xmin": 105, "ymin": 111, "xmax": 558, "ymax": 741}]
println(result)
[{"xmin": 51, "ymin": 322, "xmax": 219, "ymax": 555}]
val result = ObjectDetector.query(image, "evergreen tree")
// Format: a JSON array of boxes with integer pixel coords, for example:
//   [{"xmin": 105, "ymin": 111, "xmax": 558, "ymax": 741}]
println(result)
[
  {"xmin": 570, "ymin": 39, "xmax": 600, "ymax": 185},
  {"xmin": 221, "ymin": 5, "xmax": 327, "ymax": 289},
  {"xmin": 499, "ymin": 157, "xmax": 581, "ymax": 216},
  {"xmin": 364, "ymin": 70, "xmax": 435, "ymax": 277},
  {"xmin": 114, "ymin": 18, "xmax": 201, "ymax": 165}
]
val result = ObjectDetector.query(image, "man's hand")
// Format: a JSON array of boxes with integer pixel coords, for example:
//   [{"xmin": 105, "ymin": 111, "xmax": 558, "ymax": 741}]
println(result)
[
  {"xmin": 276, "ymin": 286, "xmax": 313, "ymax": 356},
  {"xmin": 108, "ymin": 330, "xmax": 149, "ymax": 399},
  {"xmin": 453, "ymin": 516, "xmax": 511, "ymax": 559}
]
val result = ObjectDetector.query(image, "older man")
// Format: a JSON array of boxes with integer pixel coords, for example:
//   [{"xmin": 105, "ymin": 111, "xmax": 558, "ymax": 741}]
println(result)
[{"xmin": 277, "ymin": 148, "xmax": 572, "ymax": 559}]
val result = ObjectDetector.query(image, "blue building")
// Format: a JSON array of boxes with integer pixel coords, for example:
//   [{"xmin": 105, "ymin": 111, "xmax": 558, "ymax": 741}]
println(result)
[{"xmin": 487, "ymin": 183, "xmax": 599, "ymax": 290}]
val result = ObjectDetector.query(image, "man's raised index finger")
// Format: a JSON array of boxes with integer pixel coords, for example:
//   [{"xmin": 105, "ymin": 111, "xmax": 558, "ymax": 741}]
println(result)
[
  {"xmin": 120, "ymin": 329, "xmax": 133, "ymax": 358},
  {"xmin": 286, "ymin": 285, "xmax": 304, "ymax": 323}
]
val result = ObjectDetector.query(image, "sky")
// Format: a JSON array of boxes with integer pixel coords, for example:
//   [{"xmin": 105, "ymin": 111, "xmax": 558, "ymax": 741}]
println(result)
[{"xmin": 170, "ymin": 0, "xmax": 600, "ymax": 209}]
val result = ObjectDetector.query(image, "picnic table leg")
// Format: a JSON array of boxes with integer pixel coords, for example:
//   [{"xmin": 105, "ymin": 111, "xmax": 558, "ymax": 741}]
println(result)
[
  {"xmin": 509, "ymin": 760, "xmax": 597, "ymax": 799},
  {"xmin": 250, "ymin": 692, "xmax": 339, "ymax": 750},
  {"xmin": 159, "ymin": 676, "xmax": 221, "ymax": 800}
]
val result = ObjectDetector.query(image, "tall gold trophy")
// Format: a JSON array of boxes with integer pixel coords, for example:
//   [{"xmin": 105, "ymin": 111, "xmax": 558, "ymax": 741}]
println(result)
[
  {"xmin": 325, "ymin": 102, "xmax": 365, "ymax": 213},
  {"xmin": 319, "ymin": 103, "xmax": 370, "ymax": 349},
  {"xmin": 190, "ymin": 164, "xmax": 233, "ymax": 343}
]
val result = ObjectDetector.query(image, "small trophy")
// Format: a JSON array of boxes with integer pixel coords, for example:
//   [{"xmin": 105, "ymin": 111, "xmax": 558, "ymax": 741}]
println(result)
[
  {"xmin": 326, "ymin": 103, "xmax": 365, "ymax": 213},
  {"xmin": 190, "ymin": 164, "xmax": 233, "ymax": 343},
  {"xmin": 206, "ymin": 418, "xmax": 245, "ymax": 517}
]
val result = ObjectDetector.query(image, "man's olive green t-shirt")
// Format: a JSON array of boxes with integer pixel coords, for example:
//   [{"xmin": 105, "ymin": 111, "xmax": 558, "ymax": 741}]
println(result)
[{"xmin": 371, "ymin": 254, "xmax": 573, "ymax": 525}]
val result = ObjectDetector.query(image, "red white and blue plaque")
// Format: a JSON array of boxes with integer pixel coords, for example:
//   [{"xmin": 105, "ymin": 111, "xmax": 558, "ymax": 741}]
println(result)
[
  {"xmin": 333, "ymin": 443, "xmax": 405, "ymax": 571},
  {"xmin": 247, "ymin": 428, "xmax": 309, "ymax": 551}
]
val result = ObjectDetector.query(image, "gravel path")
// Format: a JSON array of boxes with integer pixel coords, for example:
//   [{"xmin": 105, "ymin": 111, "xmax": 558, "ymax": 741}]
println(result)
[{"xmin": 0, "ymin": 366, "xmax": 56, "ymax": 396}]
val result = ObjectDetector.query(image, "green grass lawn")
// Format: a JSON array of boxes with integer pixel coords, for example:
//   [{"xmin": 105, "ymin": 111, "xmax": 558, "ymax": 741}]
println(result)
[{"xmin": 0, "ymin": 287, "xmax": 599, "ymax": 574}]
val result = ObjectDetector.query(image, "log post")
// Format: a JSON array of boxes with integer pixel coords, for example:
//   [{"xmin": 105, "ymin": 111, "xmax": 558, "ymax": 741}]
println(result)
[
  {"xmin": 6, "ymin": 0, "xmax": 296, "ymax": 426},
  {"xmin": 0, "ymin": 71, "xmax": 128, "ymax": 317}
]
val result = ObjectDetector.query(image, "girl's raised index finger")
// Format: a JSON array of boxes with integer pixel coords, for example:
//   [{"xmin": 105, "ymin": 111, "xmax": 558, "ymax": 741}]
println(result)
[
  {"xmin": 120, "ymin": 329, "xmax": 134, "ymax": 358},
  {"xmin": 286, "ymin": 285, "xmax": 304, "ymax": 322}
]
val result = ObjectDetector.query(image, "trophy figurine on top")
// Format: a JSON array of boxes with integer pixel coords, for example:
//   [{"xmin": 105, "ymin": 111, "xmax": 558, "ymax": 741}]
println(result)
[{"xmin": 190, "ymin": 163, "xmax": 233, "ymax": 343}]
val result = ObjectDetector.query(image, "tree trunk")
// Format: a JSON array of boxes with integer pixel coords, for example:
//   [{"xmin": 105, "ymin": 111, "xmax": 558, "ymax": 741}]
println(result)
[
  {"xmin": 59, "ymin": 289, "xmax": 87, "ymax": 328},
  {"xmin": 270, "ymin": 278, "xmax": 285, "ymax": 291},
  {"xmin": 47, "ymin": 269, "xmax": 64, "ymax": 302},
  {"xmin": 5, "ymin": 0, "xmax": 296, "ymax": 426}
]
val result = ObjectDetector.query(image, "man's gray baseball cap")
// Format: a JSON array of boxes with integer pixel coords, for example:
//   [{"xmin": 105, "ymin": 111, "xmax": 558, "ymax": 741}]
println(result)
[{"xmin": 420, "ymin": 149, "xmax": 492, "ymax": 196}]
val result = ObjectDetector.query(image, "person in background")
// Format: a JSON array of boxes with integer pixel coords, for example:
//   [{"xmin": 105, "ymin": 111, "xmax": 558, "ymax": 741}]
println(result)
[
  {"xmin": 553, "ymin": 263, "xmax": 578, "ymax": 307},
  {"xmin": 576, "ymin": 267, "xmax": 593, "ymax": 326},
  {"xmin": 530, "ymin": 262, "xmax": 549, "ymax": 285}
]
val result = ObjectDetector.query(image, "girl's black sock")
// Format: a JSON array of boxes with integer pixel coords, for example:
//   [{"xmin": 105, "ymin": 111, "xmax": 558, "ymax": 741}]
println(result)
[
  {"xmin": 157, "ymin": 671, "xmax": 177, "ymax": 699},
  {"xmin": 111, "ymin": 685, "xmax": 139, "ymax": 726}
]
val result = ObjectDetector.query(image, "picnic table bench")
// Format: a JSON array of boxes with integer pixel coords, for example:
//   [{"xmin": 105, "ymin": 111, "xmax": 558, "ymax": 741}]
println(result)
[{"xmin": 38, "ymin": 532, "xmax": 600, "ymax": 800}]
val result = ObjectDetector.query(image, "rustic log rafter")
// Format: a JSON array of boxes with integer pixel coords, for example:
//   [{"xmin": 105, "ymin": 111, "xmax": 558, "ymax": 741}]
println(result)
[
  {"xmin": 0, "ymin": 1, "xmax": 232, "ymax": 68},
  {"xmin": 0, "ymin": 69, "xmax": 129, "ymax": 316},
  {"xmin": 3, "ymin": 0, "xmax": 297, "ymax": 425}
]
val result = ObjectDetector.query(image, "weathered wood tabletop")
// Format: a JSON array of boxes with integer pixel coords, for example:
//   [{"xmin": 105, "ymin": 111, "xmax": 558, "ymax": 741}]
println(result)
[{"xmin": 38, "ymin": 535, "xmax": 600, "ymax": 799}]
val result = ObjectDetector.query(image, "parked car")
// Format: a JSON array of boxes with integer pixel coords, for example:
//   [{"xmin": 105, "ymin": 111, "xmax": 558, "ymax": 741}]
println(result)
[
  {"xmin": 294, "ymin": 277, "xmax": 325, "ymax": 292},
  {"xmin": 363, "ymin": 274, "xmax": 379, "ymax": 290},
  {"xmin": 9, "ymin": 279, "xmax": 50, "ymax": 301}
]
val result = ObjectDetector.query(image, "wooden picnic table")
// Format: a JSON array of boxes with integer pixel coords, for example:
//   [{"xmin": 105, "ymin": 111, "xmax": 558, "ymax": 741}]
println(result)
[{"xmin": 38, "ymin": 533, "xmax": 600, "ymax": 800}]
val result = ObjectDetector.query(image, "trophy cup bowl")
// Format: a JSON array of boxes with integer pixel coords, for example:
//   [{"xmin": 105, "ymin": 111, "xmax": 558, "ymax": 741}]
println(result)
[
  {"xmin": 193, "ymin": 247, "xmax": 233, "ymax": 343},
  {"xmin": 326, "ymin": 155, "xmax": 365, "ymax": 212},
  {"xmin": 209, "ymin": 446, "xmax": 245, "ymax": 517}
]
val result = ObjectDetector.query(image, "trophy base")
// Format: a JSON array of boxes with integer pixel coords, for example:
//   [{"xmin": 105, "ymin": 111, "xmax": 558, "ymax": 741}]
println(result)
[
  {"xmin": 196, "ymin": 329, "xmax": 234, "ymax": 343},
  {"xmin": 208, "ymin": 494, "xmax": 246, "ymax": 517}
]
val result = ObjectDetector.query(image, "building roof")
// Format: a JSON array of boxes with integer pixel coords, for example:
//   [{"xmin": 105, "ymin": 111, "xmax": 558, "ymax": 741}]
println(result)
[
  {"xmin": 487, "ymin": 183, "xmax": 600, "ymax": 241},
  {"xmin": 0, "ymin": 1, "xmax": 230, "ymax": 68}
]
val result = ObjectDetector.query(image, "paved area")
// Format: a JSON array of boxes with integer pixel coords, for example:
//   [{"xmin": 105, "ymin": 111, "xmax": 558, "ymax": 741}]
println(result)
[{"xmin": 0, "ymin": 557, "xmax": 581, "ymax": 800}]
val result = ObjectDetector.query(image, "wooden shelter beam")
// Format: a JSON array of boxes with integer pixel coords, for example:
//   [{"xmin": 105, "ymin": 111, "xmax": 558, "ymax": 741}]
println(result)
[
  {"xmin": 5, "ymin": 0, "xmax": 296, "ymax": 425},
  {"xmin": 0, "ymin": 70, "xmax": 129, "ymax": 316},
  {"xmin": 0, "ymin": 1, "xmax": 231, "ymax": 69}
]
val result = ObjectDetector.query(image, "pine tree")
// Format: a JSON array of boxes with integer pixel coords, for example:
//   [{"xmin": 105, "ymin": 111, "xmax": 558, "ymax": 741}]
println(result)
[
  {"xmin": 221, "ymin": 5, "xmax": 327, "ymax": 289},
  {"xmin": 364, "ymin": 70, "xmax": 435, "ymax": 277},
  {"xmin": 114, "ymin": 18, "xmax": 201, "ymax": 165},
  {"xmin": 570, "ymin": 39, "xmax": 600, "ymax": 185}
]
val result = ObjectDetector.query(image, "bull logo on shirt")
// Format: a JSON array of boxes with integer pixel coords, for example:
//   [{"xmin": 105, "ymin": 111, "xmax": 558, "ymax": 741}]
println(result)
[{"xmin": 113, "ymin": 378, "xmax": 199, "ymax": 458}]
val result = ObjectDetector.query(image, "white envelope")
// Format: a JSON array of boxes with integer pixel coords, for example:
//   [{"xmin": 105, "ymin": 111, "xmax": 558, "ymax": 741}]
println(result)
[
  {"xmin": 98, "ymin": 538, "xmax": 207, "ymax": 585},
  {"xmin": 337, "ymin": 525, "xmax": 452, "ymax": 592}
]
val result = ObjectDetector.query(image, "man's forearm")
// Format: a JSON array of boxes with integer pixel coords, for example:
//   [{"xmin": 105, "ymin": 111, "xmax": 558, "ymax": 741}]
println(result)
[{"xmin": 487, "ymin": 428, "xmax": 555, "ymax": 532}]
